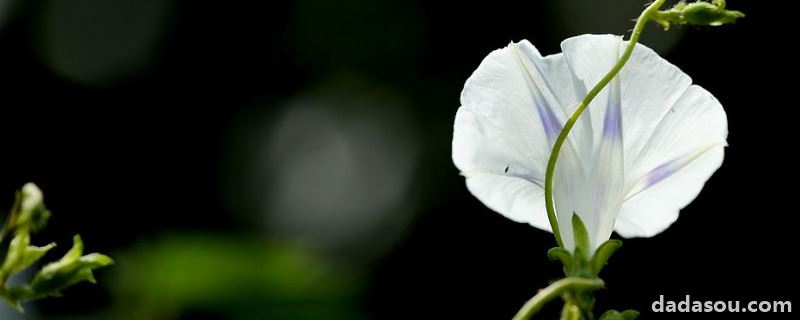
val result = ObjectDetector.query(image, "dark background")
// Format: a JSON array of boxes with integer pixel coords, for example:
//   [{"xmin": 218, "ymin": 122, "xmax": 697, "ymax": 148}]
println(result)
[{"xmin": 0, "ymin": 0, "xmax": 795, "ymax": 319}]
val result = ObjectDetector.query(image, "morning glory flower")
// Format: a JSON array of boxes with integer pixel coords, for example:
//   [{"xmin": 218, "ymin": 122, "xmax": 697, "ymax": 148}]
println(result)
[{"xmin": 452, "ymin": 34, "xmax": 727, "ymax": 252}]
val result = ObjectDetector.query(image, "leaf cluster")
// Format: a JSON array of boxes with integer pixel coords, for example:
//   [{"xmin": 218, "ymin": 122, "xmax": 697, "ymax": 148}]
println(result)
[{"xmin": 0, "ymin": 183, "xmax": 113, "ymax": 311}]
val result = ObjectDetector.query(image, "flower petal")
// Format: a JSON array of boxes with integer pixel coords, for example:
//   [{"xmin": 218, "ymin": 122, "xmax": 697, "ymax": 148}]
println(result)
[
  {"xmin": 586, "ymin": 63, "xmax": 626, "ymax": 251},
  {"xmin": 555, "ymin": 35, "xmax": 628, "ymax": 251},
  {"xmin": 560, "ymin": 34, "xmax": 696, "ymax": 171},
  {"xmin": 453, "ymin": 40, "xmax": 581, "ymax": 229},
  {"xmin": 615, "ymin": 85, "xmax": 727, "ymax": 237},
  {"xmin": 553, "ymin": 126, "xmax": 589, "ymax": 249},
  {"xmin": 453, "ymin": 107, "xmax": 549, "ymax": 229},
  {"xmin": 464, "ymin": 172, "xmax": 551, "ymax": 230},
  {"xmin": 560, "ymin": 35, "xmax": 726, "ymax": 239}
]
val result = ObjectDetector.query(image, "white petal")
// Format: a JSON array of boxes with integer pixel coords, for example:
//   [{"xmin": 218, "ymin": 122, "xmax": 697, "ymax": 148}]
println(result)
[
  {"xmin": 560, "ymin": 34, "xmax": 625, "ymax": 151},
  {"xmin": 464, "ymin": 172, "xmax": 551, "ymax": 231},
  {"xmin": 613, "ymin": 37, "xmax": 696, "ymax": 187},
  {"xmin": 555, "ymin": 35, "xmax": 629, "ymax": 251},
  {"xmin": 553, "ymin": 128, "xmax": 589, "ymax": 250},
  {"xmin": 453, "ymin": 108, "xmax": 545, "ymax": 187},
  {"xmin": 586, "ymin": 62, "xmax": 626, "ymax": 251},
  {"xmin": 453, "ymin": 108, "xmax": 550, "ymax": 230},
  {"xmin": 560, "ymin": 34, "xmax": 695, "ymax": 169},
  {"xmin": 615, "ymin": 85, "xmax": 727, "ymax": 237},
  {"xmin": 453, "ymin": 40, "xmax": 580, "ymax": 229},
  {"xmin": 560, "ymin": 35, "xmax": 726, "ymax": 238},
  {"xmin": 615, "ymin": 147, "xmax": 724, "ymax": 237}
]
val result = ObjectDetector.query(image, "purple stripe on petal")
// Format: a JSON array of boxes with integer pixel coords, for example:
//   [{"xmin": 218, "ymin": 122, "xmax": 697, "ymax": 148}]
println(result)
[
  {"xmin": 644, "ymin": 161, "xmax": 676, "ymax": 188},
  {"xmin": 536, "ymin": 103, "xmax": 562, "ymax": 141},
  {"xmin": 602, "ymin": 104, "xmax": 622, "ymax": 138}
]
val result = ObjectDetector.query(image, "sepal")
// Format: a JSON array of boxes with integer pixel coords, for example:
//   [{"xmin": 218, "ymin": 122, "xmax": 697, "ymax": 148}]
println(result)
[
  {"xmin": 548, "ymin": 214, "xmax": 625, "ymax": 280},
  {"xmin": 547, "ymin": 247, "xmax": 573, "ymax": 273},
  {"xmin": 590, "ymin": 239, "xmax": 622, "ymax": 276},
  {"xmin": 571, "ymin": 213, "xmax": 590, "ymax": 260}
]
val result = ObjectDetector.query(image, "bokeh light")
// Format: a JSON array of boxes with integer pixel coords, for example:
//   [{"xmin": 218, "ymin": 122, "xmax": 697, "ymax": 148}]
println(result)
[
  {"xmin": 36, "ymin": 0, "xmax": 170, "ymax": 86},
  {"xmin": 225, "ymin": 82, "xmax": 421, "ymax": 261}
]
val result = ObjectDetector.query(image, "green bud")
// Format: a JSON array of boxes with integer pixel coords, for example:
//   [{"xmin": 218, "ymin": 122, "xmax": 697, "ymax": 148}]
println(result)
[
  {"xmin": 20, "ymin": 184, "xmax": 42, "ymax": 213},
  {"xmin": 682, "ymin": 1, "xmax": 745, "ymax": 26},
  {"xmin": 16, "ymin": 183, "xmax": 51, "ymax": 232},
  {"xmin": 652, "ymin": 0, "xmax": 744, "ymax": 30}
]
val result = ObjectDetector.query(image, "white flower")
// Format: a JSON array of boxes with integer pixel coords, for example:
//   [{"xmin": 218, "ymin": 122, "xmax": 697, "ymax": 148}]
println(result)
[{"xmin": 452, "ymin": 34, "xmax": 727, "ymax": 252}]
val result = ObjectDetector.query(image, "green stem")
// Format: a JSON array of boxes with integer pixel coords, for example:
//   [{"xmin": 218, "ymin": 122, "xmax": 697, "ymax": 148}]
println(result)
[
  {"xmin": 544, "ymin": 0, "xmax": 666, "ymax": 248},
  {"xmin": 561, "ymin": 300, "xmax": 581, "ymax": 320},
  {"xmin": 512, "ymin": 277, "xmax": 605, "ymax": 320}
]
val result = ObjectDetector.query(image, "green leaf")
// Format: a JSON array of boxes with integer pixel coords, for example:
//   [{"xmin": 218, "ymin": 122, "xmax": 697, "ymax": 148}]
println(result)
[
  {"xmin": 0, "ymin": 232, "xmax": 56, "ymax": 282},
  {"xmin": 590, "ymin": 239, "xmax": 622, "ymax": 276},
  {"xmin": 600, "ymin": 309, "xmax": 639, "ymax": 320},
  {"xmin": 599, "ymin": 310, "xmax": 621, "ymax": 320},
  {"xmin": 620, "ymin": 310, "xmax": 640, "ymax": 319},
  {"xmin": 571, "ymin": 213, "xmax": 590, "ymax": 258},
  {"xmin": 28, "ymin": 235, "xmax": 113, "ymax": 298}
]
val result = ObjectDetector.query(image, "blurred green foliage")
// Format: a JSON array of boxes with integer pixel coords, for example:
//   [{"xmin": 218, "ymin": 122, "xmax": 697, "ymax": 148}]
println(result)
[{"xmin": 111, "ymin": 234, "xmax": 365, "ymax": 320}]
